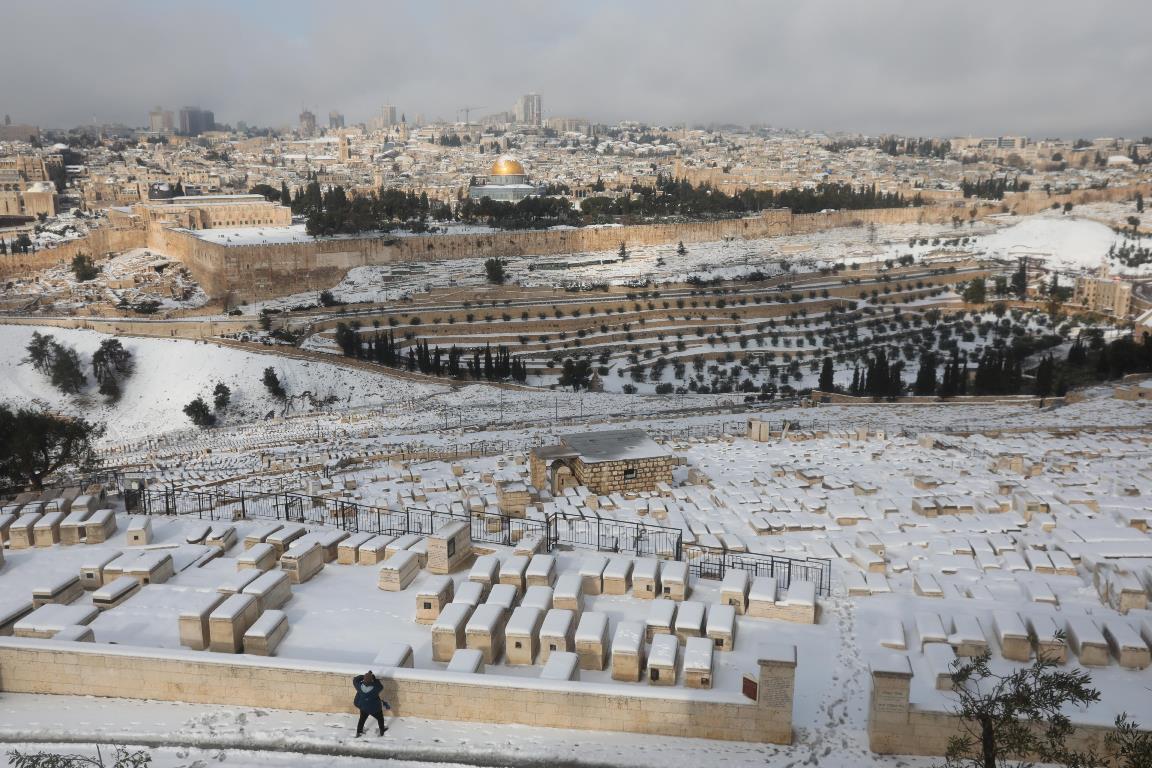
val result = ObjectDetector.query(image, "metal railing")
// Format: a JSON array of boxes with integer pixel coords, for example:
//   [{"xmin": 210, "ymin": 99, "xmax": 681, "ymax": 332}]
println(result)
[
  {"xmin": 682, "ymin": 546, "xmax": 833, "ymax": 597},
  {"xmin": 130, "ymin": 484, "xmax": 829, "ymax": 595}
]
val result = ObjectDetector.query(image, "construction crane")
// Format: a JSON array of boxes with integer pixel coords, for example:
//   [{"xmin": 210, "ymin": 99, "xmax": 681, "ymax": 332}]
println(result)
[{"xmin": 457, "ymin": 105, "xmax": 484, "ymax": 125}]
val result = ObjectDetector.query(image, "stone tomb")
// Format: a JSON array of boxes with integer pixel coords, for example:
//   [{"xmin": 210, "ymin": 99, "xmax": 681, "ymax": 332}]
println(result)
[
  {"xmin": 426, "ymin": 521, "xmax": 472, "ymax": 574},
  {"xmin": 237, "ymin": 543, "xmax": 278, "ymax": 572},
  {"xmin": 632, "ymin": 558, "xmax": 661, "ymax": 599},
  {"xmin": 660, "ymin": 561, "xmax": 690, "ymax": 601},
  {"xmin": 32, "ymin": 573, "xmax": 84, "ymax": 608},
  {"xmin": 92, "ymin": 576, "xmax": 141, "ymax": 610},
  {"xmin": 126, "ymin": 516, "xmax": 153, "ymax": 546},
  {"xmin": 603, "ymin": 557, "xmax": 633, "ymax": 595},
  {"xmin": 32, "ymin": 511, "xmax": 64, "ymax": 547},
  {"xmin": 611, "ymin": 620, "xmax": 646, "ymax": 682},
  {"xmin": 674, "ymin": 601, "xmax": 706, "ymax": 644},
  {"xmin": 552, "ymin": 573, "xmax": 584, "ymax": 615},
  {"xmin": 243, "ymin": 609, "xmax": 289, "ymax": 656},
  {"xmin": 178, "ymin": 592, "xmax": 228, "ymax": 650},
  {"xmin": 539, "ymin": 608, "xmax": 575, "ymax": 664},
  {"xmin": 79, "ymin": 552, "xmax": 122, "ymax": 590},
  {"xmin": 208, "ymin": 593, "xmax": 261, "ymax": 653},
  {"xmin": 84, "ymin": 509, "xmax": 118, "ymax": 544},
  {"xmin": 337, "ymin": 532, "xmax": 373, "ymax": 564},
  {"xmin": 706, "ymin": 604, "xmax": 737, "ymax": 652},
  {"xmin": 499, "ymin": 555, "xmax": 530, "ymax": 596},
  {"xmin": 447, "ymin": 647, "xmax": 485, "ymax": 674},
  {"xmin": 526, "ymin": 555, "xmax": 557, "ymax": 588},
  {"xmin": 645, "ymin": 599, "xmax": 676, "ymax": 642},
  {"xmin": 684, "ymin": 636, "xmax": 715, "ymax": 689},
  {"xmin": 540, "ymin": 650, "xmax": 581, "ymax": 681},
  {"xmin": 432, "ymin": 602, "xmax": 473, "ymax": 662},
  {"xmin": 13, "ymin": 604, "xmax": 99, "ymax": 639},
  {"xmin": 373, "ymin": 642, "xmax": 414, "ymax": 669},
  {"xmin": 280, "ymin": 542, "xmax": 325, "ymax": 585},
  {"xmin": 578, "ymin": 555, "xmax": 608, "ymax": 596},
  {"xmin": 486, "ymin": 583, "xmax": 520, "ymax": 615},
  {"xmin": 242, "ymin": 570, "xmax": 293, "ymax": 612},
  {"xmin": 575, "ymin": 611, "xmax": 610, "ymax": 671},
  {"xmin": 378, "ymin": 550, "xmax": 421, "ymax": 592},
  {"xmin": 416, "ymin": 576, "xmax": 454, "ymax": 624},
  {"xmin": 468, "ymin": 555, "xmax": 501, "ymax": 598},
  {"xmin": 357, "ymin": 534, "xmax": 394, "ymax": 565},
  {"xmin": 465, "ymin": 603, "xmax": 507, "ymax": 664},
  {"xmin": 648, "ymin": 633, "xmax": 679, "ymax": 686},
  {"xmin": 505, "ymin": 606, "xmax": 545, "ymax": 665},
  {"xmin": 721, "ymin": 570, "xmax": 750, "ymax": 615}
]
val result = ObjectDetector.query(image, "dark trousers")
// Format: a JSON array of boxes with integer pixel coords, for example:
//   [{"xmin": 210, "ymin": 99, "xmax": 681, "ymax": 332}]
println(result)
[{"xmin": 356, "ymin": 708, "xmax": 385, "ymax": 734}]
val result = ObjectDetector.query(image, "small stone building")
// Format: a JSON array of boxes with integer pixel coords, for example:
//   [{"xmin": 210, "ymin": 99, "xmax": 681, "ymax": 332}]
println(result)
[{"xmin": 530, "ymin": 429, "xmax": 673, "ymax": 496}]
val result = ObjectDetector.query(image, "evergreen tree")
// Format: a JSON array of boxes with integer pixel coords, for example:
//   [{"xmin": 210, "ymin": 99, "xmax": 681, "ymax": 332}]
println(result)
[
  {"xmin": 24, "ymin": 332, "xmax": 57, "ymax": 373},
  {"xmin": 618, "ymin": 242, "xmax": 628, "ymax": 261},
  {"xmin": 183, "ymin": 397, "xmax": 216, "ymax": 428},
  {"xmin": 1010, "ymin": 259, "xmax": 1028, "ymax": 298},
  {"xmin": 913, "ymin": 352, "xmax": 938, "ymax": 395},
  {"xmin": 213, "ymin": 383, "xmax": 231, "ymax": 410},
  {"xmin": 676, "ymin": 241, "xmax": 687, "ymax": 256},
  {"xmin": 48, "ymin": 343, "xmax": 86, "ymax": 394},
  {"xmin": 262, "ymin": 367, "xmax": 286, "ymax": 400},
  {"xmin": 484, "ymin": 257, "xmax": 507, "ymax": 284},
  {"xmin": 280, "ymin": 181, "xmax": 292, "ymax": 208},
  {"xmin": 71, "ymin": 254, "xmax": 99, "ymax": 282},
  {"xmin": 818, "ymin": 357, "xmax": 835, "ymax": 392},
  {"xmin": 962, "ymin": 279, "xmax": 986, "ymax": 304},
  {"xmin": 1034, "ymin": 355, "xmax": 1054, "ymax": 397},
  {"xmin": 1067, "ymin": 337, "xmax": 1088, "ymax": 366}
]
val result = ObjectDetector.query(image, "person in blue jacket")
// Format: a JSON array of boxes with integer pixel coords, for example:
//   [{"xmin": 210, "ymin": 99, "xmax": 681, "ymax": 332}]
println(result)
[{"xmin": 352, "ymin": 670, "xmax": 391, "ymax": 737}]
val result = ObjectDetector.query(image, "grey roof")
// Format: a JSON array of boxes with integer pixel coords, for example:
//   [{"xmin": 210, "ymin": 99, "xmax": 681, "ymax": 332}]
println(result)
[{"xmin": 559, "ymin": 429, "xmax": 670, "ymax": 464}]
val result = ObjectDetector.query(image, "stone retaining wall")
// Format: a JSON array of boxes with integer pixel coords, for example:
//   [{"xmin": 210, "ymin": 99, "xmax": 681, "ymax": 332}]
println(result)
[{"xmin": 0, "ymin": 638, "xmax": 796, "ymax": 744}]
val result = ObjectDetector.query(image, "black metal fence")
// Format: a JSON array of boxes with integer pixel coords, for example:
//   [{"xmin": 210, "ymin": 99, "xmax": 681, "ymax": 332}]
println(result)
[
  {"xmin": 131, "ymin": 484, "xmax": 829, "ymax": 595},
  {"xmin": 682, "ymin": 546, "xmax": 833, "ymax": 597},
  {"xmin": 550, "ymin": 513, "xmax": 683, "ymax": 560}
]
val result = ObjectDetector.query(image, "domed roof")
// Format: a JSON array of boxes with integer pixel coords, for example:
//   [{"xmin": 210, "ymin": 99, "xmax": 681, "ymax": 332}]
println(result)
[{"xmin": 490, "ymin": 155, "xmax": 526, "ymax": 177}]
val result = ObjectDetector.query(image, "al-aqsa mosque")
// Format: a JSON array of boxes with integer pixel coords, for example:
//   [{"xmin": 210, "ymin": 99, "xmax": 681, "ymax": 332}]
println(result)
[{"xmin": 468, "ymin": 155, "xmax": 540, "ymax": 203}]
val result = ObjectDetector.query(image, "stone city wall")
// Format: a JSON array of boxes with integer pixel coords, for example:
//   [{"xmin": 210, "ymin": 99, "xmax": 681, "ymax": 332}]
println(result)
[
  {"xmin": 0, "ymin": 638, "xmax": 796, "ymax": 744},
  {"xmin": 0, "ymin": 225, "xmax": 146, "ymax": 280},
  {"xmin": 20, "ymin": 182, "xmax": 1149, "ymax": 301}
]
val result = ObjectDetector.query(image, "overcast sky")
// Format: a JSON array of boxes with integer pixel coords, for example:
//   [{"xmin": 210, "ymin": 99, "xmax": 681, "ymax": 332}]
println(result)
[{"xmin": 3, "ymin": 0, "xmax": 1149, "ymax": 138}]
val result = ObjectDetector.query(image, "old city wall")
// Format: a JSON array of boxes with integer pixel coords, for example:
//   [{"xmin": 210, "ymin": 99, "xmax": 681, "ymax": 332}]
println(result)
[
  {"xmin": 20, "ymin": 182, "xmax": 1150, "ymax": 301},
  {"xmin": 0, "ymin": 226, "xmax": 146, "ymax": 280},
  {"xmin": 0, "ymin": 638, "xmax": 796, "ymax": 744}
]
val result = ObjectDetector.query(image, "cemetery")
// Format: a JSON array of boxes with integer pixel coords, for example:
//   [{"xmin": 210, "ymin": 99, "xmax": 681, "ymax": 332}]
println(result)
[{"xmin": 2, "ymin": 413, "xmax": 1152, "ymax": 755}]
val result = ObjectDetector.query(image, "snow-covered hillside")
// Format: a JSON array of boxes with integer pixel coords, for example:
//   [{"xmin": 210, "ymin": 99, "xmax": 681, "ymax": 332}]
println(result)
[{"xmin": 0, "ymin": 326, "xmax": 451, "ymax": 445}]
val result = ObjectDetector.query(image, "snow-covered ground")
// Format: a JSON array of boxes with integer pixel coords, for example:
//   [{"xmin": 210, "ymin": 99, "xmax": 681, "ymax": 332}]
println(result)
[
  {"xmin": 0, "ymin": 694, "xmax": 937, "ymax": 768},
  {"xmin": 980, "ymin": 214, "xmax": 1117, "ymax": 272}
]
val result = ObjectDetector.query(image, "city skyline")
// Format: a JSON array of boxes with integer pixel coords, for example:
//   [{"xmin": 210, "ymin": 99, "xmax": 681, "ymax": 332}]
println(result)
[{"xmin": 2, "ymin": 0, "xmax": 1150, "ymax": 137}]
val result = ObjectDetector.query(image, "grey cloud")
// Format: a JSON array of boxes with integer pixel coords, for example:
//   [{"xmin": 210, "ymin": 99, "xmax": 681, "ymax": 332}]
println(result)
[{"xmin": 1, "ymin": 0, "xmax": 1148, "ymax": 137}]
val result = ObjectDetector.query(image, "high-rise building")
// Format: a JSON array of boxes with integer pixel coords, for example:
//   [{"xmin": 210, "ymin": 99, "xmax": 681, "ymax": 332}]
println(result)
[
  {"xmin": 379, "ymin": 105, "xmax": 398, "ymax": 128},
  {"xmin": 178, "ymin": 107, "xmax": 214, "ymax": 136},
  {"xmin": 299, "ymin": 109, "xmax": 317, "ymax": 137},
  {"xmin": 148, "ymin": 106, "xmax": 174, "ymax": 134},
  {"xmin": 328, "ymin": 111, "xmax": 345, "ymax": 129},
  {"xmin": 514, "ymin": 93, "xmax": 542, "ymax": 127}
]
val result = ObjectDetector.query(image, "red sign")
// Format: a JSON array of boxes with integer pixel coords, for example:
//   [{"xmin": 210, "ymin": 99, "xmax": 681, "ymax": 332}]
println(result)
[{"xmin": 742, "ymin": 674, "xmax": 759, "ymax": 701}]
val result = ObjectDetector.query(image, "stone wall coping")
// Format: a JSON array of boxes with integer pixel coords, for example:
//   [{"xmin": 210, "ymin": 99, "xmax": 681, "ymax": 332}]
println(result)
[
  {"xmin": 869, "ymin": 651, "xmax": 913, "ymax": 677},
  {"xmin": 0, "ymin": 637, "xmax": 752, "ymax": 705},
  {"xmin": 757, "ymin": 643, "xmax": 797, "ymax": 667}
]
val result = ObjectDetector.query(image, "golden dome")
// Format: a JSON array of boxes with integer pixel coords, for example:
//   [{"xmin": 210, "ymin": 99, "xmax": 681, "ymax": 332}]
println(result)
[{"xmin": 490, "ymin": 156, "xmax": 526, "ymax": 177}]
